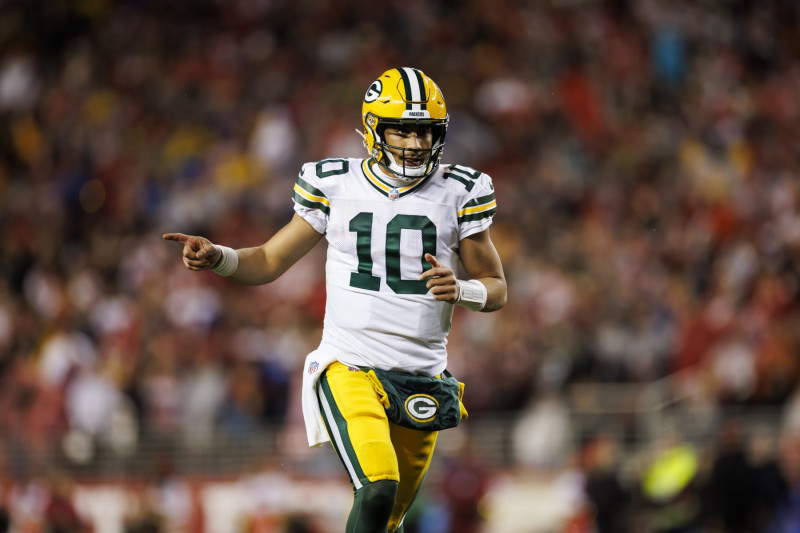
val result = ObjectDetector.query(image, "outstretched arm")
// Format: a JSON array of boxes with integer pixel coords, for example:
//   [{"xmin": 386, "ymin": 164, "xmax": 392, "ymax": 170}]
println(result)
[
  {"xmin": 163, "ymin": 214, "xmax": 324, "ymax": 285},
  {"xmin": 418, "ymin": 228, "xmax": 506, "ymax": 312}
]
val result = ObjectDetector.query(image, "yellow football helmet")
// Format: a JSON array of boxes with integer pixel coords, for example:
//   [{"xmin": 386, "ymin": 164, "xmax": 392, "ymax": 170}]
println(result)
[{"xmin": 361, "ymin": 67, "xmax": 448, "ymax": 181}]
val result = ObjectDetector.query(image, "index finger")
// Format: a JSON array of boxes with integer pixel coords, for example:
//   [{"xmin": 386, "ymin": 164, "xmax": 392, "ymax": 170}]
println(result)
[
  {"xmin": 163, "ymin": 233, "xmax": 190, "ymax": 243},
  {"xmin": 419, "ymin": 254, "xmax": 447, "ymax": 281},
  {"xmin": 425, "ymin": 253, "xmax": 441, "ymax": 268}
]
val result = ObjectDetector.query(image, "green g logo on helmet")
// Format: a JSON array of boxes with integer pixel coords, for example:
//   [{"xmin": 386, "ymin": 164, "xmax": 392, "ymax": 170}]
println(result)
[
  {"xmin": 364, "ymin": 80, "xmax": 382, "ymax": 103},
  {"xmin": 405, "ymin": 394, "xmax": 439, "ymax": 423}
]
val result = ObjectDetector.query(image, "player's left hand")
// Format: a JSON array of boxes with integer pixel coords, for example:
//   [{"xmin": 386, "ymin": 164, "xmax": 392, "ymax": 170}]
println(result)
[{"xmin": 419, "ymin": 253, "xmax": 459, "ymax": 303}]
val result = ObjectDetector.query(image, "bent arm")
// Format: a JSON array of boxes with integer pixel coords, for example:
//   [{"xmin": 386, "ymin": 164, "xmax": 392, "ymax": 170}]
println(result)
[
  {"xmin": 229, "ymin": 214, "xmax": 324, "ymax": 285},
  {"xmin": 458, "ymin": 229, "xmax": 507, "ymax": 312}
]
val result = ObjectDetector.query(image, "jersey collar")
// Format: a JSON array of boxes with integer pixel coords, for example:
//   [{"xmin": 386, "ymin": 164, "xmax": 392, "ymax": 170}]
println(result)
[{"xmin": 360, "ymin": 159, "xmax": 432, "ymax": 199}]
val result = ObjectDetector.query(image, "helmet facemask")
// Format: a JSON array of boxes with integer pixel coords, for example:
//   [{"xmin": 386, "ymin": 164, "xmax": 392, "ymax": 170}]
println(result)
[{"xmin": 365, "ymin": 115, "xmax": 448, "ymax": 182}]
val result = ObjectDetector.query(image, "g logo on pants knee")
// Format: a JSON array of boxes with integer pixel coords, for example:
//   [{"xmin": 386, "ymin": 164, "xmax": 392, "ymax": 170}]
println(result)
[{"xmin": 405, "ymin": 395, "xmax": 439, "ymax": 423}]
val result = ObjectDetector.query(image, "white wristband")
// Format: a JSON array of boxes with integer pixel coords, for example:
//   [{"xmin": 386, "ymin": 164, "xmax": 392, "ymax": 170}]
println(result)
[
  {"xmin": 211, "ymin": 245, "xmax": 239, "ymax": 277},
  {"xmin": 455, "ymin": 279, "xmax": 487, "ymax": 311}
]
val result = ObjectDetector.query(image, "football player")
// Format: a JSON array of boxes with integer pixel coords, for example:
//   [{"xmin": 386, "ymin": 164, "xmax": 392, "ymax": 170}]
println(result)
[{"xmin": 164, "ymin": 67, "xmax": 506, "ymax": 533}]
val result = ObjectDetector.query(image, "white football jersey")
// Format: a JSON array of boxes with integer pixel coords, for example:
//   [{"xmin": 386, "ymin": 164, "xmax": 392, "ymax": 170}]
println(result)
[{"xmin": 293, "ymin": 158, "xmax": 496, "ymax": 376}]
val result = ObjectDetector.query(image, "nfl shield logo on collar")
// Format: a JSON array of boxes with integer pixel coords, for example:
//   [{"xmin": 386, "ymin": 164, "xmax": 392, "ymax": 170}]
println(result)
[
  {"xmin": 388, "ymin": 188, "xmax": 400, "ymax": 201},
  {"xmin": 308, "ymin": 361, "xmax": 319, "ymax": 374}
]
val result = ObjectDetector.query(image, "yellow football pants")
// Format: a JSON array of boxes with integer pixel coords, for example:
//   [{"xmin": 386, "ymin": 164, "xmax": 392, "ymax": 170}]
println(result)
[{"xmin": 317, "ymin": 361, "xmax": 438, "ymax": 532}]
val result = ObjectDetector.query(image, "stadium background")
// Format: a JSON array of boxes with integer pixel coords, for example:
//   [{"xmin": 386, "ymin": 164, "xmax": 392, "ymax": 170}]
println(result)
[{"xmin": 0, "ymin": 0, "xmax": 799, "ymax": 531}]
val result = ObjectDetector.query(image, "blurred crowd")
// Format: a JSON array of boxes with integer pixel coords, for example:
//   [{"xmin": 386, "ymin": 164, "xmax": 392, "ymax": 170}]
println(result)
[{"xmin": 1, "ymin": 0, "xmax": 800, "ymax": 531}]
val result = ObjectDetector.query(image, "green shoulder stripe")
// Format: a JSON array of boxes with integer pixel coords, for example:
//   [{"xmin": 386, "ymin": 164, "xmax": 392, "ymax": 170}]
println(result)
[
  {"xmin": 292, "ymin": 191, "xmax": 330, "ymax": 215},
  {"xmin": 461, "ymin": 192, "xmax": 496, "ymax": 210},
  {"xmin": 295, "ymin": 176, "xmax": 327, "ymax": 199},
  {"xmin": 458, "ymin": 190, "xmax": 497, "ymax": 224},
  {"xmin": 293, "ymin": 173, "xmax": 330, "ymax": 215},
  {"xmin": 458, "ymin": 206, "xmax": 497, "ymax": 224}
]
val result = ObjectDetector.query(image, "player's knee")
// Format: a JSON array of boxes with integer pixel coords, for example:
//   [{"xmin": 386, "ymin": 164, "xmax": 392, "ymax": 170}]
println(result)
[{"xmin": 358, "ymin": 479, "xmax": 398, "ymax": 520}]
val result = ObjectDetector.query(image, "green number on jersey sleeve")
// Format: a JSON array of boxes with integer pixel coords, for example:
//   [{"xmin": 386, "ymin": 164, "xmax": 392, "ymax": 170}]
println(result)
[
  {"xmin": 442, "ymin": 165, "xmax": 480, "ymax": 192},
  {"xmin": 316, "ymin": 158, "xmax": 350, "ymax": 178},
  {"xmin": 348, "ymin": 212, "xmax": 437, "ymax": 294}
]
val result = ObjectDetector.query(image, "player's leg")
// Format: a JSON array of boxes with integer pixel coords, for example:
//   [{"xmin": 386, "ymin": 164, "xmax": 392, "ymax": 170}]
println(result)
[
  {"xmin": 346, "ymin": 479, "xmax": 398, "ymax": 532},
  {"xmin": 317, "ymin": 362, "xmax": 401, "ymax": 532},
  {"xmin": 387, "ymin": 423, "xmax": 438, "ymax": 533}
]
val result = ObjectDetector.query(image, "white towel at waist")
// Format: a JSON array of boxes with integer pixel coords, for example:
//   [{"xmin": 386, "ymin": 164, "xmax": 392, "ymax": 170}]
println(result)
[{"xmin": 301, "ymin": 349, "xmax": 340, "ymax": 447}]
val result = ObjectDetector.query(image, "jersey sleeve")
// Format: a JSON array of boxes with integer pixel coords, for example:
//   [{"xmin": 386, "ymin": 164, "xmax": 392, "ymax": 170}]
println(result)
[
  {"xmin": 457, "ymin": 170, "xmax": 497, "ymax": 240},
  {"xmin": 291, "ymin": 162, "xmax": 330, "ymax": 234}
]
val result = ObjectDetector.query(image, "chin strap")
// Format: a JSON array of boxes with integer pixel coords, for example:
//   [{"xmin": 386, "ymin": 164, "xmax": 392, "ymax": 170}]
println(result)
[
  {"xmin": 359, "ymin": 127, "xmax": 436, "ymax": 180},
  {"xmin": 383, "ymin": 150, "xmax": 428, "ymax": 179}
]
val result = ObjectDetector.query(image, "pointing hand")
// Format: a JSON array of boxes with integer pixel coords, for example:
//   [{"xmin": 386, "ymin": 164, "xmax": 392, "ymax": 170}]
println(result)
[
  {"xmin": 163, "ymin": 233, "xmax": 220, "ymax": 271},
  {"xmin": 418, "ymin": 253, "xmax": 458, "ymax": 303}
]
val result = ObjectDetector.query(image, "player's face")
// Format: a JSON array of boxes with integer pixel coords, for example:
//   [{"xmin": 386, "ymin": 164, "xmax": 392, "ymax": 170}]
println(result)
[{"xmin": 383, "ymin": 125, "xmax": 433, "ymax": 169}]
